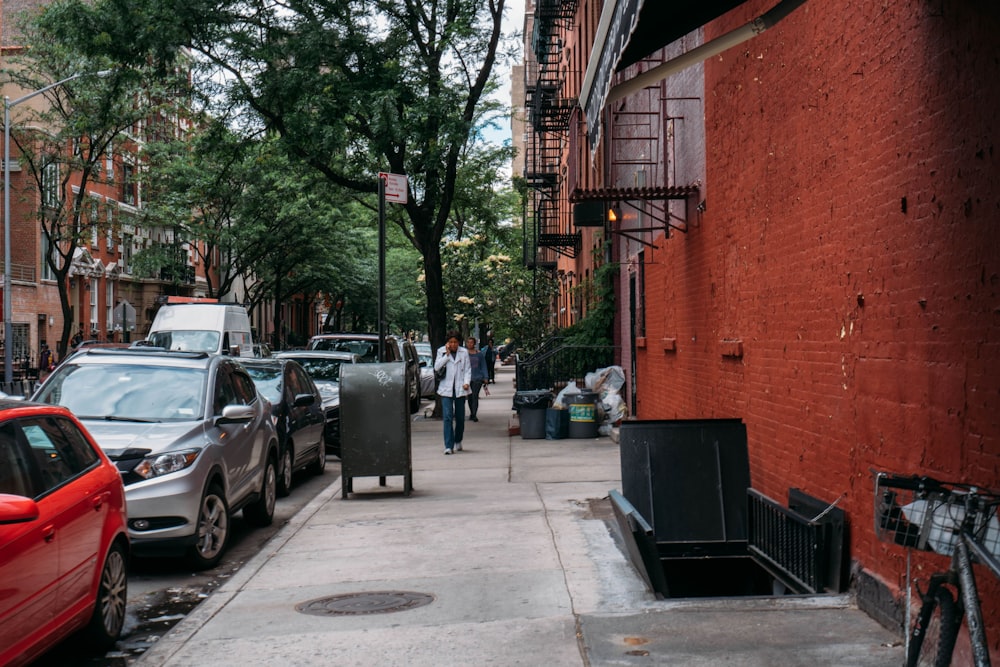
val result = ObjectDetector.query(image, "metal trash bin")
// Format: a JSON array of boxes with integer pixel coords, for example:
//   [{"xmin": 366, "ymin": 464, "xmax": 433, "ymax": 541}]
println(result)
[
  {"xmin": 340, "ymin": 362, "xmax": 412, "ymax": 497},
  {"xmin": 567, "ymin": 391, "xmax": 598, "ymax": 438},
  {"xmin": 513, "ymin": 390, "xmax": 552, "ymax": 439}
]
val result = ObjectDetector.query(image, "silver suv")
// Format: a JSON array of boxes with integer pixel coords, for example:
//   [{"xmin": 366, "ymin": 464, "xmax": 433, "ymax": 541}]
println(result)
[{"xmin": 32, "ymin": 348, "xmax": 279, "ymax": 569}]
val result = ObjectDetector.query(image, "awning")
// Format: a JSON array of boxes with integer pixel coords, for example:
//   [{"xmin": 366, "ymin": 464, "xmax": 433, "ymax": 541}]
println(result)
[{"xmin": 580, "ymin": 0, "xmax": 749, "ymax": 151}]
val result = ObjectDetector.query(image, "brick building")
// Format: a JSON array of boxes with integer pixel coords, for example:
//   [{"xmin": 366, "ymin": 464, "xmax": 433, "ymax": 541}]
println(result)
[{"xmin": 520, "ymin": 0, "xmax": 999, "ymax": 657}]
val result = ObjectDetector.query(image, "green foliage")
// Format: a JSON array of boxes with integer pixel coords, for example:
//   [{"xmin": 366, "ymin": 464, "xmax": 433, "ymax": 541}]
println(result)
[
  {"xmin": 56, "ymin": 0, "xmax": 512, "ymax": 350},
  {"xmin": 553, "ymin": 262, "xmax": 617, "ymax": 378}
]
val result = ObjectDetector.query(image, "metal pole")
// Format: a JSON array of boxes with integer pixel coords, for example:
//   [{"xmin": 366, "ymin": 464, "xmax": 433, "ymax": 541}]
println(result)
[
  {"xmin": 377, "ymin": 175, "xmax": 386, "ymax": 363},
  {"xmin": 4, "ymin": 97, "xmax": 12, "ymax": 384}
]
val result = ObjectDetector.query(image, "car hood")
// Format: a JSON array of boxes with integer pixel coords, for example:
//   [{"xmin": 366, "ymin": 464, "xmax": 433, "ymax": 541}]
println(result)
[{"xmin": 80, "ymin": 419, "xmax": 206, "ymax": 458}]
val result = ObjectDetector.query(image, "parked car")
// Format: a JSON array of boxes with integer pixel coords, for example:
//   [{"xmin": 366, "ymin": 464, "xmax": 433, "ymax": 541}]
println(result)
[
  {"xmin": 414, "ymin": 342, "xmax": 436, "ymax": 397},
  {"xmin": 31, "ymin": 348, "xmax": 279, "ymax": 569},
  {"xmin": 241, "ymin": 357, "xmax": 326, "ymax": 495},
  {"xmin": 308, "ymin": 333, "xmax": 421, "ymax": 413},
  {"xmin": 274, "ymin": 350, "xmax": 359, "ymax": 457},
  {"xmin": 0, "ymin": 400, "xmax": 129, "ymax": 666},
  {"xmin": 397, "ymin": 338, "xmax": 423, "ymax": 412}
]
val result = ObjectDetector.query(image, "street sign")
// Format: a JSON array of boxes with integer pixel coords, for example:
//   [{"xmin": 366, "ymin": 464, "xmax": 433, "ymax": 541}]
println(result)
[{"xmin": 378, "ymin": 172, "xmax": 408, "ymax": 204}]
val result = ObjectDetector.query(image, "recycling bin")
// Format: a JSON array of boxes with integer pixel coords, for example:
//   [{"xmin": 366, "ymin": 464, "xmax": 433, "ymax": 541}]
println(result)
[{"xmin": 567, "ymin": 391, "xmax": 599, "ymax": 438}]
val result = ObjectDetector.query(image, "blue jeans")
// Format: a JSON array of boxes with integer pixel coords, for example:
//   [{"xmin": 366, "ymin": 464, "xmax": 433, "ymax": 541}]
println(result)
[{"xmin": 441, "ymin": 395, "xmax": 466, "ymax": 450}]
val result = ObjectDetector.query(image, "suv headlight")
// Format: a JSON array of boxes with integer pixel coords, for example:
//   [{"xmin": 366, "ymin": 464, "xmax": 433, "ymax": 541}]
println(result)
[{"xmin": 133, "ymin": 450, "xmax": 200, "ymax": 480}]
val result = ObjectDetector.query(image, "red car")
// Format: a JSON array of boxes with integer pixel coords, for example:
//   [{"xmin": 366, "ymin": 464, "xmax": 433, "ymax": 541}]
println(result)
[{"xmin": 0, "ymin": 400, "xmax": 129, "ymax": 666}]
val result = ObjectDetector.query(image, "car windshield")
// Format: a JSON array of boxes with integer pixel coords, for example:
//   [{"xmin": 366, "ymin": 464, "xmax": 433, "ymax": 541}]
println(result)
[
  {"xmin": 293, "ymin": 358, "xmax": 344, "ymax": 383},
  {"xmin": 244, "ymin": 366, "xmax": 282, "ymax": 403},
  {"xmin": 34, "ymin": 363, "xmax": 207, "ymax": 422},
  {"xmin": 147, "ymin": 330, "xmax": 221, "ymax": 353}
]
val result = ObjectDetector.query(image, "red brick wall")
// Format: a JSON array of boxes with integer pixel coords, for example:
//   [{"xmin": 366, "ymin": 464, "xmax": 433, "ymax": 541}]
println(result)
[{"xmin": 633, "ymin": 0, "xmax": 1000, "ymax": 646}]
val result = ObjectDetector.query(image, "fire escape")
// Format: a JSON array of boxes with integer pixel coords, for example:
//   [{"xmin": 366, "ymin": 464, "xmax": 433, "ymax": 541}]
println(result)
[{"xmin": 524, "ymin": 0, "xmax": 579, "ymax": 269}]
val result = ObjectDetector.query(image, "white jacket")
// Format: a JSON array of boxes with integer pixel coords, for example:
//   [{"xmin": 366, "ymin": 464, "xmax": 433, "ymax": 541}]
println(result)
[{"xmin": 434, "ymin": 345, "xmax": 472, "ymax": 398}]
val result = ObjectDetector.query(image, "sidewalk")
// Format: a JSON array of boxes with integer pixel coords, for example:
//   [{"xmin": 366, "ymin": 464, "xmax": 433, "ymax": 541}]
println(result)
[{"xmin": 137, "ymin": 365, "xmax": 903, "ymax": 666}]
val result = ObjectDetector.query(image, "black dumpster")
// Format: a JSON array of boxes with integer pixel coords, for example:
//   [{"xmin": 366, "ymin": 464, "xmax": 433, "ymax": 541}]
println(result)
[
  {"xmin": 513, "ymin": 390, "xmax": 552, "ymax": 439},
  {"xmin": 339, "ymin": 362, "xmax": 412, "ymax": 497}
]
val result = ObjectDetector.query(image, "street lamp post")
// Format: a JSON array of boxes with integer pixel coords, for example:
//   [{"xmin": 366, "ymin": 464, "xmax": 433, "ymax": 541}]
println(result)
[{"xmin": 3, "ymin": 70, "xmax": 111, "ymax": 384}]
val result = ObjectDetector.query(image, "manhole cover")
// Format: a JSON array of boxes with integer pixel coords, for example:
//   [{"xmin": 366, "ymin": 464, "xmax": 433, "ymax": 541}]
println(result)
[{"xmin": 296, "ymin": 591, "xmax": 435, "ymax": 616}]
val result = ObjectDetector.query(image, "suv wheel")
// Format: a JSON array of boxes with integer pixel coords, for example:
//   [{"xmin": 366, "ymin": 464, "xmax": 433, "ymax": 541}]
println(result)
[
  {"xmin": 277, "ymin": 446, "xmax": 293, "ymax": 497},
  {"xmin": 245, "ymin": 452, "xmax": 277, "ymax": 527},
  {"xmin": 189, "ymin": 484, "xmax": 229, "ymax": 569}
]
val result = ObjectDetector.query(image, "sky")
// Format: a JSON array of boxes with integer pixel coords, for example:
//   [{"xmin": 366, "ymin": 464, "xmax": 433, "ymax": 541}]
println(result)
[{"xmin": 481, "ymin": 0, "xmax": 526, "ymax": 147}]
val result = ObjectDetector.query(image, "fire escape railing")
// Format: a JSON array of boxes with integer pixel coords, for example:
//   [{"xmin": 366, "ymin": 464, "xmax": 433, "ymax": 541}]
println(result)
[{"xmin": 524, "ymin": 0, "xmax": 580, "ymax": 267}]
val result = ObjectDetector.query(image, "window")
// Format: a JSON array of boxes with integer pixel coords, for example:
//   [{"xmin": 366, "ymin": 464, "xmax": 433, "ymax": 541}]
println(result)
[
  {"xmin": 637, "ymin": 251, "xmax": 646, "ymax": 338},
  {"xmin": 105, "ymin": 146, "xmax": 114, "ymax": 180},
  {"xmin": 22, "ymin": 416, "xmax": 98, "ymax": 495},
  {"xmin": 122, "ymin": 163, "xmax": 137, "ymax": 205},
  {"xmin": 106, "ymin": 280, "xmax": 114, "ymax": 330},
  {"xmin": 122, "ymin": 233, "xmax": 133, "ymax": 275},
  {"xmin": 90, "ymin": 198, "xmax": 100, "ymax": 247},
  {"xmin": 107, "ymin": 207, "xmax": 114, "ymax": 250},
  {"xmin": 42, "ymin": 159, "xmax": 60, "ymax": 209},
  {"xmin": 0, "ymin": 423, "xmax": 32, "ymax": 497},
  {"xmin": 90, "ymin": 279, "xmax": 99, "ymax": 326},
  {"xmin": 41, "ymin": 231, "xmax": 58, "ymax": 281}
]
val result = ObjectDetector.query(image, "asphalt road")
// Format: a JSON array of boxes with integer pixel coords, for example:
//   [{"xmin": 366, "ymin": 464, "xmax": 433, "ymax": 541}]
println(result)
[{"xmin": 29, "ymin": 459, "xmax": 340, "ymax": 667}]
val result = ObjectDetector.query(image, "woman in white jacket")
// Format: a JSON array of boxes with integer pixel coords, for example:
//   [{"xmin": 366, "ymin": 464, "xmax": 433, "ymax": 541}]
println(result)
[{"xmin": 434, "ymin": 331, "xmax": 471, "ymax": 454}]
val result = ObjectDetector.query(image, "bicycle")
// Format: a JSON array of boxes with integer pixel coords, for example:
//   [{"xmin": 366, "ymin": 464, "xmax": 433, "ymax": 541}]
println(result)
[{"xmin": 874, "ymin": 471, "xmax": 1000, "ymax": 667}]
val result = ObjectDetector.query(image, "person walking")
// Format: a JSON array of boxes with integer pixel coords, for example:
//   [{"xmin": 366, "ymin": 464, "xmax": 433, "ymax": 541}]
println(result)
[
  {"xmin": 435, "ymin": 331, "xmax": 471, "ymax": 454},
  {"xmin": 482, "ymin": 337, "xmax": 497, "ymax": 384},
  {"xmin": 466, "ymin": 337, "xmax": 488, "ymax": 421}
]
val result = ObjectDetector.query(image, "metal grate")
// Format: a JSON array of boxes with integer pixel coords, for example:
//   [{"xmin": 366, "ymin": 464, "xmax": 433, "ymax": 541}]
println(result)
[{"xmin": 747, "ymin": 488, "xmax": 827, "ymax": 594}]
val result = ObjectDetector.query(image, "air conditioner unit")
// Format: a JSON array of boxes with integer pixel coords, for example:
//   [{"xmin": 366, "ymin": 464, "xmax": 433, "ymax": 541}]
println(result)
[{"xmin": 117, "ymin": 259, "xmax": 124, "ymax": 268}]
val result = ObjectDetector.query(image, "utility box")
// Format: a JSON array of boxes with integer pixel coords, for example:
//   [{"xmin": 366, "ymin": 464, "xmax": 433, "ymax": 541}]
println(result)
[{"xmin": 340, "ymin": 362, "xmax": 412, "ymax": 497}]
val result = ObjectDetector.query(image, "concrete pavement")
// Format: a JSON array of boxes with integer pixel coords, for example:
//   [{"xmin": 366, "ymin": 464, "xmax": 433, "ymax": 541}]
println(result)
[{"xmin": 137, "ymin": 365, "xmax": 903, "ymax": 666}]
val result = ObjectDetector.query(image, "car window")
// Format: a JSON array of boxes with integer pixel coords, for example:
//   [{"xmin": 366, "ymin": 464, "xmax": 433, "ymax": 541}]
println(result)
[
  {"xmin": 295, "ymin": 357, "xmax": 343, "ymax": 383},
  {"xmin": 285, "ymin": 365, "xmax": 305, "ymax": 396},
  {"xmin": 0, "ymin": 423, "xmax": 33, "ymax": 498},
  {"xmin": 35, "ymin": 363, "xmax": 206, "ymax": 421},
  {"xmin": 148, "ymin": 330, "xmax": 221, "ymax": 353},
  {"xmin": 21, "ymin": 417, "xmax": 99, "ymax": 495},
  {"xmin": 245, "ymin": 365, "xmax": 282, "ymax": 403},
  {"xmin": 214, "ymin": 370, "xmax": 239, "ymax": 415},
  {"xmin": 295, "ymin": 366, "xmax": 317, "ymax": 395},
  {"xmin": 231, "ymin": 369, "xmax": 258, "ymax": 405}
]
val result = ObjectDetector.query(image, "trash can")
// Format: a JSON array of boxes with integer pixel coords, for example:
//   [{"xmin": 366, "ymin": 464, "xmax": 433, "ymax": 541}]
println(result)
[
  {"xmin": 340, "ymin": 362, "xmax": 412, "ymax": 497},
  {"xmin": 567, "ymin": 391, "xmax": 598, "ymax": 438},
  {"xmin": 545, "ymin": 407, "xmax": 569, "ymax": 439},
  {"xmin": 513, "ymin": 390, "xmax": 552, "ymax": 439}
]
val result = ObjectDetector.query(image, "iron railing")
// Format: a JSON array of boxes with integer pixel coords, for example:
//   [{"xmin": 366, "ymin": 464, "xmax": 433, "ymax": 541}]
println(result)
[{"xmin": 515, "ymin": 341, "xmax": 615, "ymax": 391}]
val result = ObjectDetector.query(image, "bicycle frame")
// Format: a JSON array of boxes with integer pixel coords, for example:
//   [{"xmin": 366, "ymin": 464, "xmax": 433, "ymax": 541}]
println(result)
[{"xmin": 874, "ymin": 472, "xmax": 1000, "ymax": 667}]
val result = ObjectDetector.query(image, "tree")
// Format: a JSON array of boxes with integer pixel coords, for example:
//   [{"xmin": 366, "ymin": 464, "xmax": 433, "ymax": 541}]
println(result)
[
  {"xmin": 45, "ymin": 0, "xmax": 512, "ymax": 352},
  {"xmin": 4, "ymin": 8, "xmax": 185, "ymax": 357}
]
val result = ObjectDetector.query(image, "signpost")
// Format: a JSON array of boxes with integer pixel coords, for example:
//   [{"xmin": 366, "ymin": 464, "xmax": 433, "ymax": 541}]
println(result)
[{"xmin": 376, "ymin": 172, "xmax": 408, "ymax": 362}]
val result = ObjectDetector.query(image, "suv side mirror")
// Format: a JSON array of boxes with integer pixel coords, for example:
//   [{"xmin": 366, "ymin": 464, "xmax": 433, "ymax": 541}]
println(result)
[
  {"xmin": 293, "ymin": 393, "xmax": 316, "ymax": 408},
  {"xmin": 215, "ymin": 404, "xmax": 255, "ymax": 425}
]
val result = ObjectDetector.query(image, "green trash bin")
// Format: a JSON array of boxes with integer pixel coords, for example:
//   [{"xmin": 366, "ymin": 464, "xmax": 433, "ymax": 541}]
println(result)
[{"xmin": 567, "ymin": 391, "xmax": 598, "ymax": 438}]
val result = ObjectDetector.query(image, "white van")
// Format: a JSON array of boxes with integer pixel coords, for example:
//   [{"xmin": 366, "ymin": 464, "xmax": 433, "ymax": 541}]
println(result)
[{"xmin": 146, "ymin": 301, "xmax": 254, "ymax": 356}]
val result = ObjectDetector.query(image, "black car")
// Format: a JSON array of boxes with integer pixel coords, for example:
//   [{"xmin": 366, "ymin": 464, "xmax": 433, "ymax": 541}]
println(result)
[
  {"xmin": 308, "ymin": 333, "xmax": 421, "ymax": 414},
  {"xmin": 274, "ymin": 350, "xmax": 360, "ymax": 457},
  {"xmin": 242, "ymin": 357, "xmax": 327, "ymax": 496}
]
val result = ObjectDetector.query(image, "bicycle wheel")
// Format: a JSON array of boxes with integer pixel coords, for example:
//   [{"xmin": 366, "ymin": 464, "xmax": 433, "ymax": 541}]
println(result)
[{"xmin": 907, "ymin": 584, "xmax": 962, "ymax": 667}]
